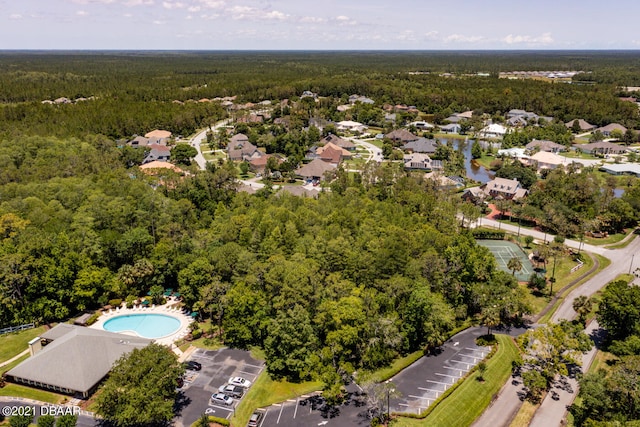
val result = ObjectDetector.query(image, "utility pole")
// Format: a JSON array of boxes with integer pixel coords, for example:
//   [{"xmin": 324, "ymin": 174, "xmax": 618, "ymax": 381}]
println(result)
[{"xmin": 630, "ymin": 254, "xmax": 635, "ymax": 275}]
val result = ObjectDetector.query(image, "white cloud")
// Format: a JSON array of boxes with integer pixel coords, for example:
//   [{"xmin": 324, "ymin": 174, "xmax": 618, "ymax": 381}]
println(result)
[
  {"xmin": 334, "ymin": 15, "xmax": 357, "ymax": 26},
  {"xmin": 264, "ymin": 10, "xmax": 287, "ymax": 20},
  {"xmin": 299, "ymin": 16, "xmax": 325, "ymax": 24},
  {"xmin": 395, "ymin": 30, "xmax": 416, "ymax": 42},
  {"xmin": 227, "ymin": 5, "xmax": 288, "ymax": 22},
  {"xmin": 197, "ymin": 0, "xmax": 225, "ymax": 9},
  {"xmin": 76, "ymin": 10, "xmax": 89, "ymax": 16},
  {"xmin": 503, "ymin": 32, "xmax": 554, "ymax": 45},
  {"xmin": 122, "ymin": 0, "xmax": 154, "ymax": 6},
  {"xmin": 444, "ymin": 34, "xmax": 484, "ymax": 43},
  {"xmin": 9, "ymin": 14, "xmax": 23, "ymax": 20},
  {"xmin": 152, "ymin": 19, "xmax": 165, "ymax": 24},
  {"xmin": 423, "ymin": 31, "xmax": 440, "ymax": 41},
  {"xmin": 163, "ymin": 1, "xmax": 186, "ymax": 9}
]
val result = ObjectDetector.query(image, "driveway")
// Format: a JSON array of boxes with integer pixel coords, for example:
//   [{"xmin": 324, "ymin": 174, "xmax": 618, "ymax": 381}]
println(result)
[{"xmin": 176, "ymin": 348, "xmax": 264, "ymax": 427}]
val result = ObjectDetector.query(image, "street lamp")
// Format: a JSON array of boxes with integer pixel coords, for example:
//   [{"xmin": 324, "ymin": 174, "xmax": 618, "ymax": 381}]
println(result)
[{"xmin": 385, "ymin": 380, "xmax": 394, "ymax": 424}]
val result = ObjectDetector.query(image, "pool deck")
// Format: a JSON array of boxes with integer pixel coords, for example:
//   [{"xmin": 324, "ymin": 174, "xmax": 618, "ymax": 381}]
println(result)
[{"xmin": 90, "ymin": 300, "xmax": 194, "ymax": 351}]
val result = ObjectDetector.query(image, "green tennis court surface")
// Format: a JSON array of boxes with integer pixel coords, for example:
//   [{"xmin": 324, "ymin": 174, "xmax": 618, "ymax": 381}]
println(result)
[{"xmin": 476, "ymin": 240, "xmax": 533, "ymax": 282}]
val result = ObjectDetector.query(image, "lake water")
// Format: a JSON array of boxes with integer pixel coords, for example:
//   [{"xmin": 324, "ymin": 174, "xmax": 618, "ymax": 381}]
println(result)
[{"xmin": 451, "ymin": 139, "xmax": 494, "ymax": 183}]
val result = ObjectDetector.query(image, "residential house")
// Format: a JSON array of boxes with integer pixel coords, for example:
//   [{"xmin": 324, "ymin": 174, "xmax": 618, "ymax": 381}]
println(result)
[
  {"xmin": 408, "ymin": 121, "xmax": 435, "ymax": 130},
  {"xmin": 440, "ymin": 123, "xmax": 461, "ymax": 134},
  {"xmin": 308, "ymin": 117, "xmax": 334, "ymax": 132},
  {"xmin": 497, "ymin": 148, "xmax": 527, "ymax": 159},
  {"xmin": 600, "ymin": 163, "xmax": 640, "ymax": 177},
  {"xmin": 295, "ymin": 158, "xmax": 337, "ymax": 181},
  {"xmin": 6, "ymin": 324, "xmax": 151, "ymax": 398},
  {"xmin": 478, "ymin": 123, "xmax": 509, "ymax": 138},
  {"xmin": 248, "ymin": 154, "xmax": 284, "ymax": 175},
  {"xmin": 424, "ymin": 172, "xmax": 464, "ymax": 190},
  {"xmin": 564, "ymin": 119, "xmax": 596, "ymax": 132},
  {"xmin": 228, "ymin": 134, "xmax": 264, "ymax": 161},
  {"xmin": 403, "ymin": 153, "xmax": 443, "ymax": 171},
  {"xmin": 446, "ymin": 111, "xmax": 473, "ymax": 123},
  {"xmin": 316, "ymin": 142, "xmax": 352, "ymax": 164},
  {"xmin": 402, "ymin": 138, "xmax": 439, "ymax": 154},
  {"xmin": 482, "ymin": 177, "xmax": 528, "ymax": 200},
  {"xmin": 525, "ymin": 139, "xmax": 566, "ymax": 153},
  {"xmin": 461, "ymin": 186, "xmax": 487, "ymax": 204},
  {"xmin": 525, "ymin": 151, "xmax": 568, "ymax": 171},
  {"xmin": 321, "ymin": 134, "xmax": 356, "ymax": 151},
  {"xmin": 575, "ymin": 141, "xmax": 627, "ymax": 155},
  {"xmin": 349, "ymin": 94, "xmax": 375, "ymax": 104},
  {"xmin": 140, "ymin": 161, "xmax": 185, "ymax": 174},
  {"xmin": 143, "ymin": 144, "xmax": 171, "ymax": 164},
  {"xmin": 300, "ymin": 90, "xmax": 318, "ymax": 100},
  {"xmin": 385, "ymin": 129, "xmax": 418, "ymax": 144},
  {"xmin": 596, "ymin": 123, "xmax": 628, "ymax": 137},
  {"xmin": 336, "ymin": 120, "xmax": 367, "ymax": 133},
  {"xmin": 145, "ymin": 129, "xmax": 172, "ymax": 139}
]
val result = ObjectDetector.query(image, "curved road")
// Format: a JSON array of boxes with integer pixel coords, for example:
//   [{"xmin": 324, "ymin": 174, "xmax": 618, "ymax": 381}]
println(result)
[{"xmin": 473, "ymin": 219, "xmax": 639, "ymax": 427}]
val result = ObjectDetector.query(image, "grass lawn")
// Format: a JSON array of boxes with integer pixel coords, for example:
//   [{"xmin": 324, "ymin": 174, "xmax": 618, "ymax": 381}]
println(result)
[
  {"xmin": 393, "ymin": 335, "xmax": 519, "ymax": 427},
  {"xmin": 509, "ymin": 400, "xmax": 538, "ymax": 427},
  {"xmin": 583, "ymin": 232, "xmax": 626, "ymax": 246},
  {"xmin": 0, "ymin": 353, "xmax": 29, "ymax": 373},
  {"xmin": 359, "ymin": 351, "xmax": 423, "ymax": 384},
  {"xmin": 0, "ymin": 326, "xmax": 47, "ymax": 363},
  {"xmin": 230, "ymin": 372, "xmax": 322, "ymax": 427},
  {"xmin": 605, "ymin": 231, "xmax": 637, "ymax": 250},
  {"xmin": 537, "ymin": 253, "xmax": 610, "ymax": 324},
  {"xmin": 0, "ymin": 383, "xmax": 64, "ymax": 404}
]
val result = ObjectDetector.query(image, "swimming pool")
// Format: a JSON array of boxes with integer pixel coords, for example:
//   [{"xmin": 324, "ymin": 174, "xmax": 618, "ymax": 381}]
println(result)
[{"xmin": 103, "ymin": 313, "xmax": 181, "ymax": 339}]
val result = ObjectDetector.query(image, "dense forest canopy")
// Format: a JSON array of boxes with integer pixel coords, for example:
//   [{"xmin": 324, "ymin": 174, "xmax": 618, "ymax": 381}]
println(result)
[
  {"xmin": 1, "ymin": 51, "xmax": 640, "ymax": 383},
  {"xmin": 0, "ymin": 51, "xmax": 639, "ymax": 140}
]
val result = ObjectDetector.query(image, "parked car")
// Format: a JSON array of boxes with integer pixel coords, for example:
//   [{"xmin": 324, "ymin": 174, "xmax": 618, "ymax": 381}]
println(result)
[
  {"xmin": 218, "ymin": 384, "xmax": 244, "ymax": 398},
  {"xmin": 183, "ymin": 360, "xmax": 202, "ymax": 371},
  {"xmin": 247, "ymin": 410, "xmax": 264, "ymax": 427},
  {"xmin": 229, "ymin": 376, "xmax": 252, "ymax": 388},
  {"xmin": 176, "ymin": 376, "xmax": 184, "ymax": 388},
  {"xmin": 210, "ymin": 393, "xmax": 234, "ymax": 406}
]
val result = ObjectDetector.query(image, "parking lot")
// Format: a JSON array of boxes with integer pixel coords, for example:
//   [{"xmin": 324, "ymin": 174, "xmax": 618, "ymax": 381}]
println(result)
[
  {"xmin": 177, "ymin": 348, "xmax": 264, "ymax": 426},
  {"xmin": 389, "ymin": 327, "xmax": 491, "ymax": 415},
  {"xmin": 258, "ymin": 388, "xmax": 371, "ymax": 427}
]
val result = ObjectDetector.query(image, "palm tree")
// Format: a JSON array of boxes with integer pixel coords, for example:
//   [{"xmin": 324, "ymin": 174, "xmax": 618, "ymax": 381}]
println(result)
[{"xmin": 507, "ymin": 257, "xmax": 523, "ymax": 277}]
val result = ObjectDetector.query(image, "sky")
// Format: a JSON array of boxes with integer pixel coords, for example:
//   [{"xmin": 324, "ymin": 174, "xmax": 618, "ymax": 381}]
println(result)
[{"xmin": 1, "ymin": 0, "xmax": 640, "ymax": 50}]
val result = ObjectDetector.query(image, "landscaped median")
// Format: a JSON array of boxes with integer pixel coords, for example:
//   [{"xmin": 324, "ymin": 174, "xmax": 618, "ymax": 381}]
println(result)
[
  {"xmin": 392, "ymin": 334, "xmax": 520, "ymax": 427},
  {"xmin": 230, "ymin": 372, "xmax": 322, "ymax": 427}
]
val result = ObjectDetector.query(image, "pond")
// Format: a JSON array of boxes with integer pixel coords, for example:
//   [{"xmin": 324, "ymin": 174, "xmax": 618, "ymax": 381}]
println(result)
[{"xmin": 450, "ymin": 139, "xmax": 494, "ymax": 183}]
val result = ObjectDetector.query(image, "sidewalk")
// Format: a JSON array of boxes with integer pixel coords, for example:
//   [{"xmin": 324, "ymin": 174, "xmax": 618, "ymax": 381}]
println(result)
[{"xmin": 0, "ymin": 349, "xmax": 29, "ymax": 368}]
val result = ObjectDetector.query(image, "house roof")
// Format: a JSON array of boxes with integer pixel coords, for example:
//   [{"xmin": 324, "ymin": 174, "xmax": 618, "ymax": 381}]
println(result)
[
  {"xmin": 529, "ymin": 151, "xmax": 565, "ymax": 166},
  {"xmin": 386, "ymin": 129, "xmax": 418, "ymax": 142},
  {"xmin": 295, "ymin": 158, "xmax": 336, "ymax": 179},
  {"xmin": 600, "ymin": 163, "xmax": 640, "ymax": 176},
  {"xmin": 318, "ymin": 146, "xmax": 345, "ymax": 164},
  {"xmin": 317, "ymin": 142, "xmax": 351, "ymax": 157},
  {"xmin": 480, "ymin": 124, "xmax": 508, "ymax": 135},
  {"xmin": 564, "ymin": 119, "xmax": 596, "ymax": 131},
  {"xmin": 140, "ymin": 161, "xmax": 184, "ymax": 173},
  {"xmin": 402, "ymin": 138, "xmax": 439, "ymax": 153},
  {"xmin": 525, "ymin": 139, "xmax": 566, "ymax": 152},
  {"xmin": 322, "ymin": 134, "xmax": 356, "ymax": 149},
  {"xmin": 485, "ymin": 177, "xmax": 521, "ymax": 195},
  {"xmin": 7, "ymin": 324, "xmax": 151, "ymax": 394},
  {"xmin": 578, "ymin": 141, "xmax": 628, "ymax": 153},
  {"xmin": 597, "ymin": 123, "xmax": 628, "ymax": 133},
  {"xmin": 144, "ymin": 129, "xmax": 172, "ymax": 139}
]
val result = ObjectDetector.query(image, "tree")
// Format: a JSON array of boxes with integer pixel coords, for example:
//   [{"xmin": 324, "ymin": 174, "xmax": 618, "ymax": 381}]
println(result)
[
  {"xmin": 170, "ymin": 143, "xmax": 197, "ymax": 165},
  {"xmin": 572, "ymin": 295, "xmax": 593, "ymax": 326},
  {"xmin": 239, "ymin": 161, "xmax": 249, "ymax": 176},
  {"xmin": 518, "ymin": 321, "xmax": 591, "ymax": 392},
  {"xmin": 94, "ymin": 343, "xmax": 184, "ymax": 427},
  {"xmin": 55, "ymin": 414, "xmax": 78, "ymax": 427},
  {"xmin": 507, "ymin": 256, "xmax": 523, "ymax": 277},
  {"xmin": 8, "ymin": 415, "xmax": 33, "ymax": 427},
  {"xmin": 571, "ymin": 119, "xmax": 581, "ymax": 134},
  {"xmin": 264, "ymin": 304, "xmax": 318, "ymax": 381},
  {"xmin": 36, "ymin": 415, "xmax": 55, "ymax": 427},
  {"xmin": 524, "ymin": 235, "xmax": 534, "ymax": 248},
  {"xmin": 471, "ymin": 140, "xmax": 482, "ymax": 159},
  {"xmin": 597, "ymin": 280, "xmax": 640, "ymax": 341}
]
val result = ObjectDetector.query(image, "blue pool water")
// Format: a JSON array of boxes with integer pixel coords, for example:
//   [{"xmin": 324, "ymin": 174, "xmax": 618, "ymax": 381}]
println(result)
[{"xmin": 103, "ymin": 314, "xmax": 181, "ymax": 339}]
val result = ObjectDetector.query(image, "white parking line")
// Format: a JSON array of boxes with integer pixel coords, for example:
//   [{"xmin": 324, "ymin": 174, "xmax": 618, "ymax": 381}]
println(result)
[
  {"xmin": 293, "ymin": 398, "xmax": 299, "ymax": 419},
  {"xmin": 418, "ymin": 387, "xmax": 441, "ymax": 395},
  {"xmin": 276, "ymin": 402, "xmax": 285, "ymax": 424},
  {"xmin": 425, "ymin": 380, "xmax": 450, "ymax": 386},
  {"xmin": 409, "ymin": 394, "xmax": 433, "ymax": 401},
  {"xmin": 207, "ymin": 404, "xmax": 234, "ymax": 413}
]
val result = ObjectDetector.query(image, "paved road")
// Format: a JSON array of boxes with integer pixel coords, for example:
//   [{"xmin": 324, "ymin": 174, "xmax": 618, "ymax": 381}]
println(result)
[
  {"xmin": 189, "ymin": 121, "xmax": 230, "ymax": 171},
  {"xmin": 472, "ymin": 220, "xmax": 639, "ymax": 427},
  {"xmin": 350, "ymin": 138, "xmax": 382, "ymax": 163}
]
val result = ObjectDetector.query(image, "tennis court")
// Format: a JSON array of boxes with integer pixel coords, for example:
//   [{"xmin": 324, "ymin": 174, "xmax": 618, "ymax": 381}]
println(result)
[{"xmin": 476, "ymin": 240, "xmax": 533, "ymax": 282}]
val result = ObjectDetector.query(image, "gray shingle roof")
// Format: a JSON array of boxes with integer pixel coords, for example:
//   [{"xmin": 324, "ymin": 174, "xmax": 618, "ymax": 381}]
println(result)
[{"xmin": 7, "ymin": 324, "xmax": 151, "ymax": 394}]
